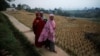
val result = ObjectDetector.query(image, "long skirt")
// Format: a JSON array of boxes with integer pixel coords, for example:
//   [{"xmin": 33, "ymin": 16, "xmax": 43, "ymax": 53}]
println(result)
[{"xmin": 35, "ymin": 35, "xmax": 43, "ymax": 48}]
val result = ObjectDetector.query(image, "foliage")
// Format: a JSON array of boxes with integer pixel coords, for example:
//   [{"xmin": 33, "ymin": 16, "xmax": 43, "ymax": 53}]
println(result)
[
  {"xmin": 68, "ymin": 8, "xmax": 100, "ymax": 18},
  {"xmin": 12, "ymin": 4, "xmax": 16, "ymax": 8},
  {"xmin": 0, "ymin": 0, "xmax": 10, "ymax": 11},
  {"xmin": 0, "ymin": 12, "xmax": 25, "ymax": 56},
  {"xmin": 24, "ymin": 7, "xmax": 100, "ymax": 18},
  {"xmin": 15, "ymin": 3, "xmax": 100, "ymax": 19},
  {"xmin": 0, "ymin": 12, "xmax": 41, "ymax": 56},
  {"xmin": 17, "ymin": 4, "xmax": 22, "ymax": 10}
]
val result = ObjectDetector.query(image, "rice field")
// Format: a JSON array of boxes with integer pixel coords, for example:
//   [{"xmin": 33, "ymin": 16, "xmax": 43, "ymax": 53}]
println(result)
[{"xmin": 6, "ymin": 10, "xmax": 100, "ymax": 56}]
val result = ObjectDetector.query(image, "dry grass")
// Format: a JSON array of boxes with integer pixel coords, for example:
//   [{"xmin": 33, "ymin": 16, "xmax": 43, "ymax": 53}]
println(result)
[{"xmin": 6, "ymin": 10, "xmax": 100, "ymax": 56}]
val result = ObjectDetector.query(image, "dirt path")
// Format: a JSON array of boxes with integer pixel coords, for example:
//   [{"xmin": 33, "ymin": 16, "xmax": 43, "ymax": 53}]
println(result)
[{"xmin": 3, "ymin": 12, "xmax": 70, "ymax": 56}]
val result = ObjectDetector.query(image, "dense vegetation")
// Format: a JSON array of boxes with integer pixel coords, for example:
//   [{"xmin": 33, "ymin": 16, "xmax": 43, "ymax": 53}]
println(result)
[
  {"xmin": 36, "ymin": 8, "xmax": 100, "ymax": 18},
  {"xmin": 14, "ymin": 4, "xmax": 100, "ymax": 18},
  {"xmin": 0, "ymin": 0, "xmax": 10, "ymax": 11},
  {"xmin": 0, "ymin": 12, "xmax": 41, "ymax": 56},
  {"xmin": 1, "ymin": 0, "xmax": 99, "ymax": 18},
  {"xmin": 67, "ymin": 8, "xmax": 100, "ymax": 18}
]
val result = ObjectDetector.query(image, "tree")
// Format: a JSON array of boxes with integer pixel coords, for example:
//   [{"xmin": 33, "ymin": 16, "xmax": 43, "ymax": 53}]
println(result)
[
  {"xmin": 12, "ymin": 4, "xmax": 16, "ymax": 8},
  {"xmin": 6, "ymin": 0, "xmax": 15, "ymax": 2},
  {"xmin": 0, "ymin": 0, "xmax": 15, "ymax": 11},
  {"xmin": 0, "ymin": 0, "xmax": 10, "ymax": 11},
  {"xmin": 21, "ymin": 4, "xmax": 31, "ymax": 10},
  {"xmin": 17, "ymin": 4, "xmax": 22, "ymax": 10}
]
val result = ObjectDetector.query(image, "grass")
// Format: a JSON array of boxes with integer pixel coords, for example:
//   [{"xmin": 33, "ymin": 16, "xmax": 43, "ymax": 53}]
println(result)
[
  {"xmin": 6, "ymin": 10, "xmax": 100, "ymax": 56},
  {"xmin": 0, "ymin": 12, "xmax": 41, "ymax": 56},
  {"xmin": 0, "ymin": 13, "xmax": 24, "ymax": 56}
]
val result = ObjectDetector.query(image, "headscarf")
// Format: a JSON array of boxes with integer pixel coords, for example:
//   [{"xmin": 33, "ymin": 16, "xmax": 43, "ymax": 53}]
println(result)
[
  {"xmin": 40, "ymin": 11, "xmax": 43, "ymax": 17},
  {"xmin": 35, "ymin": 11, "xmax": 40, "ymax": 18}
]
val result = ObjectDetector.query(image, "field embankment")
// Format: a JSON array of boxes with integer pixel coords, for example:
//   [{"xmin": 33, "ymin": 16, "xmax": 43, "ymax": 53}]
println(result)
[{"xmin": 0, "ymin": 12, "xmax": 40, "ymax": 56}]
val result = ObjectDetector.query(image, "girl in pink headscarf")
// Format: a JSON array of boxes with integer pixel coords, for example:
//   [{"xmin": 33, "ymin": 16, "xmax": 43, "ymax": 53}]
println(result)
[{"xmin": 38, "ymin": 14, "xmax": 57, "ymax": 53}]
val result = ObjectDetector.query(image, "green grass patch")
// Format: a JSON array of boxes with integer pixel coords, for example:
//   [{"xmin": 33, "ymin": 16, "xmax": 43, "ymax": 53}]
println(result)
[{"xmin": 0, "ymin": 12, "xmax": 41, "ymax": 56}]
